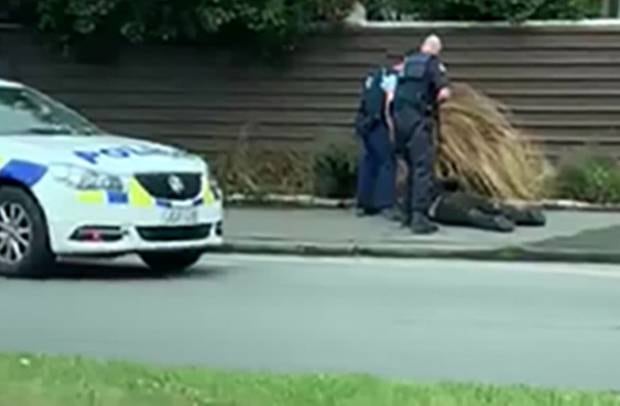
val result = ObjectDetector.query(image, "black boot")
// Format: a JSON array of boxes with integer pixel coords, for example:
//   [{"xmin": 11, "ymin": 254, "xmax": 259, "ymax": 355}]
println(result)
[
  {"xmin": 468, "ymin": 209, "xmax": 515, "ymax": 232},
  {"xmin": 411, "ymin": 212, "xmax": 439, "ymax": 235},
  {"xmin": 356, "ymin": 207, "xmax": 379, "ymax": 217},
  {"xmin": 501, "ymin": 205, "xmax": 546, "ymax": 227},
  {"xmin": 525, "ymin": 209, "xmax": 546, "ymax": 227},
  {"xmin": 400, "ymin": 212, "xmax": 411, "ymax": 228},
  {"xmin": 380, "ymin": 207, "xmax": 400, "ymax": 221},
  {"xmin": 394, "ymin": 202, "xmax": 410, "ymax": 226}
]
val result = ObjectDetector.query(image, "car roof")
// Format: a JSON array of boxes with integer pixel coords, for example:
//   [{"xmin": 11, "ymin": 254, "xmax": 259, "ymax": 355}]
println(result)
[{"xmin": 0, "ymin": 78, "xmax": 24, "ymax": 89}]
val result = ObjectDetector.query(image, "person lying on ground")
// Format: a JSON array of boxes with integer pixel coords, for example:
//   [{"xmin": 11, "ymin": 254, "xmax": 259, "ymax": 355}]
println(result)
[
  {"xmin": 391, "ymin": 177, "xmax": 546, "ymax": 233},
  {"xmin": 431, "ymin": 178, "xmax": 546, "ymax": 232}
]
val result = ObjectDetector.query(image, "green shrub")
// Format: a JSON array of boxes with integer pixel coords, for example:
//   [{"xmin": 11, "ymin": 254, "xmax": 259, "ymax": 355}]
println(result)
[
  {"xmin": 21, "ymin": 0, "xmax": 601, "ymax": 61},
  {"xmin": 17, "ymin": 0, "xmax": 601, "ymax": 60},
  {"xmin": 6, "ymin": 0, "xmax": 38, "ymax": 23},
  {"xmin": 313, "ymin": 140, "xmax": 359, "ymax": 199},
  {"xmin": 29, "ymin": 0, "xmax": 356, "ymax": 59},
  {"xmin": 363, "ymin": 0, "xmax": 601, "ymax": 21},
  {"xmin": 551, "ymin": 155, "xmax": 620, "ymax": 204}
]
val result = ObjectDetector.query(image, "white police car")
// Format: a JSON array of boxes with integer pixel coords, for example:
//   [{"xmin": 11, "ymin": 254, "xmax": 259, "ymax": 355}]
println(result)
[{"xmin": 0, "ymin": 78, "xmax": 223, "ymax": 277}]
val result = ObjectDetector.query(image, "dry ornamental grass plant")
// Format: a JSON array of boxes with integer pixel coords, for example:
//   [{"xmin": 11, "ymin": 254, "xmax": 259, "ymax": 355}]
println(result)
[
  {"xmin": 211, "ymin": 124, "xmax": 315, "ymax": 197},
  {"xmin": 434, "ymin": 83, "xmax": 551, "ymax": 201},
  {"xmin": 213, "ymin": 145, "xmax": 313, "ymax": 197}
]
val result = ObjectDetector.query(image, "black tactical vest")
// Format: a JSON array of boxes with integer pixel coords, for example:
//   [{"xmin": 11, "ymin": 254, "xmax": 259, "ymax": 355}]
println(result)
[
  {"xmin": 393, "ymin": 53, "xmax": 432, "ymax": 115},
  {"xmin": 361, "ymin": 67, "xmax": 387, "ymax": 120}
]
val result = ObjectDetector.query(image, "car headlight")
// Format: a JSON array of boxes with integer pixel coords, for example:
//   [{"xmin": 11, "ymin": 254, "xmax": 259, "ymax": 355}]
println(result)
[{"xmin": 50, "ymin": 164, "xmax": 125, "ymax": 192}]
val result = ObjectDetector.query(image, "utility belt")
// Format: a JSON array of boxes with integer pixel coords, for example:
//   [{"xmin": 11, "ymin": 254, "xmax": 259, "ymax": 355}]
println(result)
[
  {"xmin": 360, "ymin": 114, "xmax": 390, "ymax": 137},
  {"xmin": 395, "ymin": 92, "xmax": 433, "ymax": 114},
  {"xmin": 356, "ymin": 112, "xmax": 382, "ymax": 137}
]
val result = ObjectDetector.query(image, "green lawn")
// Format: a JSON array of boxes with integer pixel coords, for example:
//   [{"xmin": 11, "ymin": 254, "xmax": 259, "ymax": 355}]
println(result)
[{"xmin": 1, "ymin": 353, "xmax": 619, "ymax": 406}]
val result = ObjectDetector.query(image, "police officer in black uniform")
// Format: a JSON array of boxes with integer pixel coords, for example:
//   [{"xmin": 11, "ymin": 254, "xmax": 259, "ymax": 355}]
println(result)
[
  {"xmin": 354, "ymin": 65, "xmax": 398, "ymax": 216},
  {"xmin": 393, "ymin": 34, "xmax": 451, "ymax": 234}
]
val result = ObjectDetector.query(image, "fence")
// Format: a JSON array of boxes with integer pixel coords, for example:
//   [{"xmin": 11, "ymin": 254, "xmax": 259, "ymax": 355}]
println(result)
[{"xmin": 3, "ymin": 23, "xmax": 620, "ymax": 161}]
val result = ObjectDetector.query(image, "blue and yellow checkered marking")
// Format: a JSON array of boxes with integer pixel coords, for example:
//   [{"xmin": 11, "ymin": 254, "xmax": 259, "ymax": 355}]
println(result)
[
  {"xmin": 107, "ymin": 191, "xmax": 129, "ymax": 204},
  {"xmin": 156, "ymin": 199, "xmax": 173, "ymax": 208},
  {"xmin": 0, "ymin": 158, "xmax": 48, "ymax": 187},
  {"xmin": 76, "ymin": 190, "xmax": 105, "ymax": 204},
  {"xmin": 0, "ymin": 158, "xmax": 217, "ymax": 208},
  {"xmin": 75, "ymin": 176, "xmax": 217, "ymax": 208}
]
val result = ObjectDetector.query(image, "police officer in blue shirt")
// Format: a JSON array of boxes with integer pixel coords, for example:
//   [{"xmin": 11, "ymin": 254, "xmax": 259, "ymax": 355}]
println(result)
[
  {"xmin": 393, "ymin": 34, "xmax": 451, "ymax": 234},
  {"xmin": 353, "ymin": 65, "xmax": 398, "ymax": 217}
]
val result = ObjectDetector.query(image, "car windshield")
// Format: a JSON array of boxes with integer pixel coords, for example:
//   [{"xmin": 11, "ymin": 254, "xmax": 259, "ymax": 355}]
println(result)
[{"xmin": 0, "ymin": 86, "xmax": 102, "ymax": 136}]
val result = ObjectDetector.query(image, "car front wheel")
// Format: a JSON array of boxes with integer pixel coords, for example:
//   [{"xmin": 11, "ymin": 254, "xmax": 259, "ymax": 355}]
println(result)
[
  {"xmin": 139, "ymin": 250, "xmax": 204, "ymax": 275},
  {"xmin": 0, "ymin": 186, "xmax": 55, "ymax": 278}
]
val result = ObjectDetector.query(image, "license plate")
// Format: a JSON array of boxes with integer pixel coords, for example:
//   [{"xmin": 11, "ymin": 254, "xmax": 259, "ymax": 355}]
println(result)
[{"xmin": 161, "ymin": 207, "xmax": 198, "ymax": 225}]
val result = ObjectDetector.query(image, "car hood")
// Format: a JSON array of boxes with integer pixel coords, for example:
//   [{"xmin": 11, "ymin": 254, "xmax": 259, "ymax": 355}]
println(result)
[{"xmin": 1, "ymin": 134, "xmax": 206, "ymax": 174}]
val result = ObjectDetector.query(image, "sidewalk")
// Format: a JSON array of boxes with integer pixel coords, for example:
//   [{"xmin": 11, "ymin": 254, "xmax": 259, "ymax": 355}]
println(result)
[{"xmin": 216, "ymin": 207, "xmax": 620, "ymax": 263}]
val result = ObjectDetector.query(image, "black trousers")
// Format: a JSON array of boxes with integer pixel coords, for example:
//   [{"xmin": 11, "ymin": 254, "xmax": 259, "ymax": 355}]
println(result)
[
  {"xmin": 356, "ymin": 123, "xmax": 397, "ymax": 211},
  {"xmin": 432, "ymin": 191, "xmax": 546, "ymax": 229},
  {"xmin": 397, "ymin": 116, "xmax": 436, "ymax": 220},
  {"xmin": 433, "ymin": 192, "xmax": 502, "ymax": 225}
]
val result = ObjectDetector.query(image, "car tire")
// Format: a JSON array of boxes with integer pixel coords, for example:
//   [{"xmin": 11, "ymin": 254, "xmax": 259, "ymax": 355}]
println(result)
[
  {"xmin": 0, "ymin": 186, "xmax": 56, "ymax": 278},
  {"xmin": 139, "ymin": 250, "xmax": 203, "ymax": 275}
]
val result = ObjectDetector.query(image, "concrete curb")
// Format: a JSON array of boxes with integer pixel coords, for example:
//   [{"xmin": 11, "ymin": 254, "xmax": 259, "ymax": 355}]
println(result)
[
  {"xmin": 210, "ymin": 240, "xmax": 620, "ymax": 265},
  {"xmin": 211, "ymin": 241, "xmax": 512, "ymax": 260},
  {"xmin": 225, "ymin": 194, "xmax": 353, "ymax": 209},
  {"xmin": 225, "ymin": 193, "xmax": 620, "ymax": 212}
]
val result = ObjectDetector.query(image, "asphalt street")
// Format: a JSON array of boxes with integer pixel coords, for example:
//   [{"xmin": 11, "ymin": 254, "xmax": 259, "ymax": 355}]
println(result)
[{"xmin": 1, "ymin": 254, "xmax": 620, "ymax": 391}]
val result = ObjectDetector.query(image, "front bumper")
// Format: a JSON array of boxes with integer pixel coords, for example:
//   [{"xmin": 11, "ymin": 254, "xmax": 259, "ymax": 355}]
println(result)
[{"xmin": 45, "ymin": 199, "xmax": 223, "ymax": 257}]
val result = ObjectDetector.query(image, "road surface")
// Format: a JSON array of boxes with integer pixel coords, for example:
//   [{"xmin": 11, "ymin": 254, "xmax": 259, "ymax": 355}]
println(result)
[{"xmin": 1, "ymin": 254, "xmax": 620, "ymax": 391}]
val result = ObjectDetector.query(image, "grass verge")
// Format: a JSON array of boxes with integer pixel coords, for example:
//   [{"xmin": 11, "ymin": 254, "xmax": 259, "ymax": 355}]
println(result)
[{"xmin": 2, "ymin": 353, "xmax": 620, "ymax": 406}]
